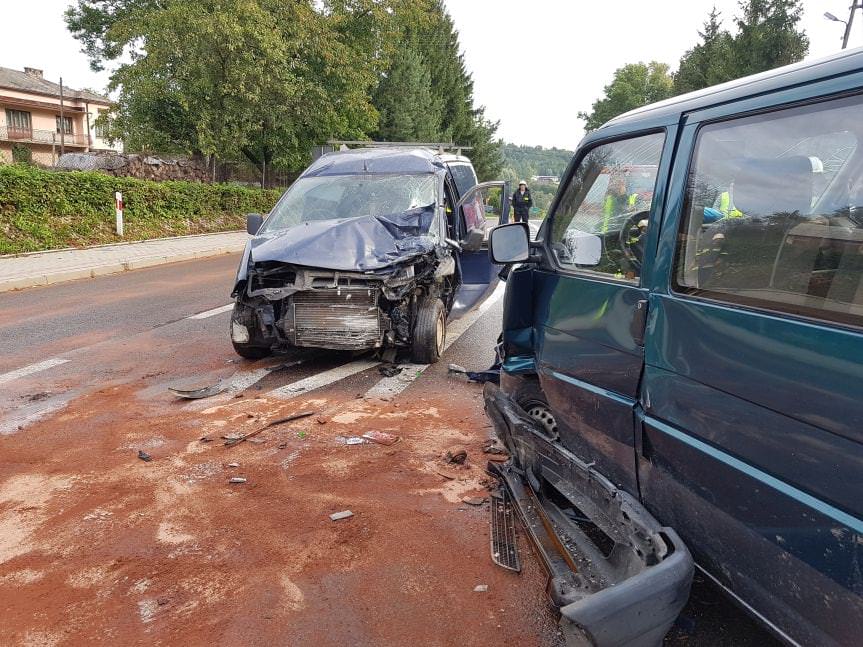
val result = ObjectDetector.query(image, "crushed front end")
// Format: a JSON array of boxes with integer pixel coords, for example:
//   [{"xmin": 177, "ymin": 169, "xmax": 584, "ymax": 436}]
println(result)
[
  {"xmin": 233, "ymin": 251, "xmax": 454, "ymax": 353},
  {"xmin": 484, "ymin": 382, "xmax": 693, "ymax": 647}
]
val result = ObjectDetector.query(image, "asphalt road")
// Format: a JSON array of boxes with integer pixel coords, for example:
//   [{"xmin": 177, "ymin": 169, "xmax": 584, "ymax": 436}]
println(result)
[{"xmin": 0, "ymin": 254, "xmax": 778, "ymax": 646}]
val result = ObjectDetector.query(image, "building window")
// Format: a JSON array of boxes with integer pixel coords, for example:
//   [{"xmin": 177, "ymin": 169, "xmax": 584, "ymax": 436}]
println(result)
[
  {"xmin": 5, "ymin": 109, "xmax": 32, "ymax": 136},
  {"xmin": 94, "ymin": 111, "xmax": 109, "ymax": 139},
  {"xmin": 56, "ymin": 115, "xmax": 74, "ymax": 135}
]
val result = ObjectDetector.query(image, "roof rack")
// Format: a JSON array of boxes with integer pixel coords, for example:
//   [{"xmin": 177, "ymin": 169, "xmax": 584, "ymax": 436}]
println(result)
[{"xmin": 327, "ymin": 140, "xmax": 473, "ymax": 154}]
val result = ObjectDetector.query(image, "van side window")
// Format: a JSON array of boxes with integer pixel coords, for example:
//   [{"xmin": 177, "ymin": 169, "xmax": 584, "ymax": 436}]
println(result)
[
  {"xmin": 674, "ymin": 94, "xmax": 863, "ymax": 327},
  {"xmin": 449, "ymin": 163, "xmax": 477, "ymax": 199},
  {"xmin": 550, "ymin": 133, "xmax": 665, "ymax": 281}
]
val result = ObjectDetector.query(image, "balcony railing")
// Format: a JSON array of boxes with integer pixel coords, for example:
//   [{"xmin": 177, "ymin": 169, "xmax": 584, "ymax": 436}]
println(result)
[{"xmin": 0, "ymin": 125, "xmax": 88, "ymax": 147}]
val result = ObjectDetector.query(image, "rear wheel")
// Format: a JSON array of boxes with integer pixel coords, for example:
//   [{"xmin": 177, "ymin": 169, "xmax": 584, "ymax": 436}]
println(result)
[
  {"xmin": 514, "ymin": 381, "xmax": 559, "ymax": 441},
  {"xmin": 411, "ymin": 297, "xmax": 446, "ymax": 364},
  {"xmin": 230, "ymin": 301, "xmax": 272, "ymax": 360}
]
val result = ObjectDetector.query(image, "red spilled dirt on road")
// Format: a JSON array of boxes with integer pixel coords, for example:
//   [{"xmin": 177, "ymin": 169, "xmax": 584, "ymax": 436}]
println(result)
[{"xmin": 0, "ymin": 373, "xmax": 561, "ymax": 646}]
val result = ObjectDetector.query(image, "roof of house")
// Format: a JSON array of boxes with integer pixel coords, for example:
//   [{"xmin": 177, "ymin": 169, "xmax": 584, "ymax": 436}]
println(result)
[{"xmin": 0, "ymin": 66, "xmax": 110, "ymax": 104}]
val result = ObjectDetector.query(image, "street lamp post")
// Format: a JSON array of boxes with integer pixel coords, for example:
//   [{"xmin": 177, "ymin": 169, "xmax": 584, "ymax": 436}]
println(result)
[{"xmin": 825, "ymin": 3, "xmax": 862, "ymax": 49}]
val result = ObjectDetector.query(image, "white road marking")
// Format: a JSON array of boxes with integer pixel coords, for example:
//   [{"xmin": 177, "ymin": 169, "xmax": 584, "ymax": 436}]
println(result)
[
  {"xmin": 0, "ymin": 358, "xmax": 70, "ymax": 386},
  {"xmin": 364, "ymin": 283, "xmax": 505, "ymax": 399},
  {"xmin": 188, "ymin": 303, "xmax": 234, "ymax": 319},
  {"xmin": 269, "ymin": 359, "xmax": 381, "ymax": 400}
]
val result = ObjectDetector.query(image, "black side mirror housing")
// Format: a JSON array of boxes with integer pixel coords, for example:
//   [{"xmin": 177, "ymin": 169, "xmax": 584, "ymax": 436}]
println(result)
[{"xmin": 246, "ymin": 213, "xmax": 264, "ymax": 235}]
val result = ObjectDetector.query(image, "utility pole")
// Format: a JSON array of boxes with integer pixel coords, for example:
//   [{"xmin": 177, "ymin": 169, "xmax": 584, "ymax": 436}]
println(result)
[{"xmin": 59, "ymin": 77, "xmax": 66, "ymax": 156}]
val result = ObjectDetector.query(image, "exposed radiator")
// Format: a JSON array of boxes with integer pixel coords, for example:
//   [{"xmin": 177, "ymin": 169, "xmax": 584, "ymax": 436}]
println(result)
[{"xmin": 290, "ymin": 289, "xmax": 383, "ymax": 350}]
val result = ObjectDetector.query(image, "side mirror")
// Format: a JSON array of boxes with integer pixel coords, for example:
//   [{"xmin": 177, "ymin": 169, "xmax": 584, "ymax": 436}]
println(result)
[
  {"xmin": 461, "ymin": 227, "xmax": 485, "ymax": 252},
  {"xmin": 563, "ymin": 229, "xmax": 602, "ymax": 265},
  {"xmin": 246, "ymin": 213, "xmax": 264, "ymax": 235},
  {"xmin": 489, "ymin": 222, "xmax": 530, "ymax": 264}
]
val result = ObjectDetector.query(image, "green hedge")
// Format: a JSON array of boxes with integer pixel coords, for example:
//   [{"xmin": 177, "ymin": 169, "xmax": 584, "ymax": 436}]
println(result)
[{"xmin": 0, "ymin": 164, "xmax": 281, "ymax": 254}]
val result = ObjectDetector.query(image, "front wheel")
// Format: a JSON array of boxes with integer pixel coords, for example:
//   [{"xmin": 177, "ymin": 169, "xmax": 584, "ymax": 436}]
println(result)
[
  {"xmin": 411, "ymin": 297, "xmax": 446, "ymax": 364},
  {"xmin": 230, "ymin": 301, "xmax": 272, "ymax": 360}
]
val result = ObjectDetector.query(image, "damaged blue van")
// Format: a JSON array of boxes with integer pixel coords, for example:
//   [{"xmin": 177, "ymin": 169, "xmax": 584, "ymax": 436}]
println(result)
[{"xmin": 486, "ymin": 48, "xmax": 863, "ymax": 645}]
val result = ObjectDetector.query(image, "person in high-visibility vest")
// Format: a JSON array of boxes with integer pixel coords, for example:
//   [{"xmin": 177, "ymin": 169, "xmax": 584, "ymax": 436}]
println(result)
[
  {"xmin": 601, "ymin": 176, "xmax": 639, "ymax": 233},
  {"xmin": 511, "ymin": 180, "xmax": 533, "ymax": 223},
  {"xmin": 717, "ymin": 186, "xmax": 744, "ymax": 219}
]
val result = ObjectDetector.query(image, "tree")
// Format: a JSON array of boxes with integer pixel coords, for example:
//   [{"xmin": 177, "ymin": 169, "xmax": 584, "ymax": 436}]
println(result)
[
  {"xmin": 675, "ymin": 2, "xmax": 807, "ymax": 95},
  {"xmin": 66, "ymin": 0, "xmax": 385, "ymax": 176},
  {"xmin": 674, "ymin": 8, "xmax": 736, "ymax": 95},
  {"xmin": 578, "ymin": 62, "xmax": 674, "ymax": 132},
  {"xmin": 733, "ymin": 0, "xmax": 808, "ymax": 76},
  {"xmin": 401, "ymin": 1, "xmax": 502, "ymax": 179},
  {"xmin": 374, "ymin": 44, "xmax": 442, "ymax": 142}
]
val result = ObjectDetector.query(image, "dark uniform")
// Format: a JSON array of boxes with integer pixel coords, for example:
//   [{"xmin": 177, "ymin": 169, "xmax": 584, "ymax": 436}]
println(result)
[{"xmin": 512, "ymin": 187, "xmax": 533, "ymax": 223}]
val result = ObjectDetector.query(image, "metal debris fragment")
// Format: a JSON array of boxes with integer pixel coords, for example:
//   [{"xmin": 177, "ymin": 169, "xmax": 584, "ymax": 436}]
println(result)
[
  {"xmin": 362, "ymin": 430, "xmax": 400, "ymax": 446},
  {"xmin": 473, "ymin": 584, "xmax": 488, "ymax": 592},
  {"xmin": 329, "ymin": 510, "xmax": 354, "ymax": 521},
  {"xmin": 137, "ymin": 450, "xmax": 152, "ymax": 462},
  {"xmin": 229, "ymin": 477, "xmax": 247, "ymax": 484}
]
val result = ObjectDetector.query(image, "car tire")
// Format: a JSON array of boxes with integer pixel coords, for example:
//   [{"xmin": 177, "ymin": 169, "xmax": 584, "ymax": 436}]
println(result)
[
  {"xmin": 514, "ymin": 380, "xmax": 559, "ymax": 441},
  {"xmin": 230, "ymin": 301, "xmax": 272, "ymax": 360},
  {"xmin": 411, "ymin": 297, "xmax": 446, "ymax": 364}
]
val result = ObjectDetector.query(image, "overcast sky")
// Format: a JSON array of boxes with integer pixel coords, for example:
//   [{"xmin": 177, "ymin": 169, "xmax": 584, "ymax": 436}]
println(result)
[{"xmin": 1, "ymin": 1, "xmax": 860, "ymax": 150}]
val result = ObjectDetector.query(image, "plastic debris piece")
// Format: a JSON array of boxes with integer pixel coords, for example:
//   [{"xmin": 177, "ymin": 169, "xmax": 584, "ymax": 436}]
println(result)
[
  {"xmin": 362, "ymin": 430, "xmax": 400, "ymax": 446},
  {"xmin": 337, "ymin": 436, "xmax": 367, "ymax": 445},
  {"xmin": 462, "ymin": 496, "xmax": 486, "ymax": 506},
  {"xmin": 473, "ymin": 584, "xmax": 488, "ymax": 592},
  {"xmin": 227, "ymin": 462, "xmax": 240, "ymax": 468},
  {"xmin": 137, "ymin": 450, "xmax": 152, "ymax": 462},
  {"xmin": 329, "ymin": 510, "xmax": 353, "ymax": 521},
  {"xmin": 229, "ymin": 477, "xmax": 247, "ymax": 484}
]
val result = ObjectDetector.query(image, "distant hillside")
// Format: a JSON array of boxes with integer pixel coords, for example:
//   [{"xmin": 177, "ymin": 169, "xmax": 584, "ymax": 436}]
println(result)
[
  {"xmin": 500, "ymin": 143, "xmax": 574, "ymax": 217},
  {"xmin": 500, "ymin": 143, "xmax": 573, "ymax": 184}
]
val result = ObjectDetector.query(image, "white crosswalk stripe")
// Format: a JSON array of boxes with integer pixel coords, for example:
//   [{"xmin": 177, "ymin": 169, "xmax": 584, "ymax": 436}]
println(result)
[
  {"xmin": 188, "ymin": 303, "xmax": 234, "ymax": 319},
  {"xmin": 269, "ymin": 359, "xmax": 381, "ymax": 400},
  {"xmin": 0, "ymin": 358, "xmax": 70, "ymax": 386}
]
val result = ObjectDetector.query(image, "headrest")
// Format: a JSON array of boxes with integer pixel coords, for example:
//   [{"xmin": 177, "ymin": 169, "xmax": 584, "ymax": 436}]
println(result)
[{"xmin": 732, "ymin": 156, "xmax": 814, "ymax": 217}]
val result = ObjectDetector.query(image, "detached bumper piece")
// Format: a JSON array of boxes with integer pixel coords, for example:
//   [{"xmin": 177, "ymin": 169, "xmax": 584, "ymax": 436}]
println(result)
[{"xmin": 484, "ymin": 384, "xmax": 694, "ymax": 647}]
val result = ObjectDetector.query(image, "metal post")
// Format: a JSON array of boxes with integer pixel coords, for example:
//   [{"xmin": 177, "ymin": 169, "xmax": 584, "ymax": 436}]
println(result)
[
  {"xmin": 115, "ymin": 192, "xmax": 124, "ymax": 236},
  {"xmin": 84, "ymin": 101, "xmax": 92, "ymax": 151},
  {"xmin": 59, "ymin": 77, "xmax": 66, "ymax": 156}
]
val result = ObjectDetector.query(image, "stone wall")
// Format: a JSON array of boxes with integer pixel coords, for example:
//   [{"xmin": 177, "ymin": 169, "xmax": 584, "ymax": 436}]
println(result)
[{"xmin": 56, "ymin": 152, "xmax": 210, "ymax": 182}]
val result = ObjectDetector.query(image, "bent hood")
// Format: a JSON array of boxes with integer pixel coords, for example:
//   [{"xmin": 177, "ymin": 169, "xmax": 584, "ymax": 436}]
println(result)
[{"xmin": 249, "ymin": 207, "xmax": 437, "ymax": 272}]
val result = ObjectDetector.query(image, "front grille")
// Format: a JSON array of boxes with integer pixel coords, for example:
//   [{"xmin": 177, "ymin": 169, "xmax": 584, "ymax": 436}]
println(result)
[{"xmin": 291, "ymin": 290, "xmax": 382, "ymax": 350}]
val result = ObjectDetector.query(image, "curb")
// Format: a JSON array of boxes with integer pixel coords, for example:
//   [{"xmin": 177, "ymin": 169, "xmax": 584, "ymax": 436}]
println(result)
[{"xmin": 0, "ymin": 244, "xmax": 244, "ymax": 294}]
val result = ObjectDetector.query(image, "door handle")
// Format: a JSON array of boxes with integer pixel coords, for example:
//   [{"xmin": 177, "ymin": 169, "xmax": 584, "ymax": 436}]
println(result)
[{"xmin": 630, "ymin": 299, "xmax": 649, "ymax": 347}]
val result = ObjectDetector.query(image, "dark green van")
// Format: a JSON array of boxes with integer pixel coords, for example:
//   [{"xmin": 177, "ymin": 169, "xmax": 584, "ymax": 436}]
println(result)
[{"xmin": 486, "ymin": 47, "xmax": 863, "ymax": 646}]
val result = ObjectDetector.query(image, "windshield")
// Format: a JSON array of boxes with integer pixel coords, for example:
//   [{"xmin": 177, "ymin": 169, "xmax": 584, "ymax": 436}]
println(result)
[{"xmin": 262, "ymin": 173, "xmax": 438, "ymax": 232}]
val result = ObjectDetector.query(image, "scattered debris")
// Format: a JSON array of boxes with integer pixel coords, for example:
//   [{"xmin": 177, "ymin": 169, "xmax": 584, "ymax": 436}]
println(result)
[
  {"xmin": 435, "ymin": 466, "xmax": 461, "ymax": 480},
  {"xmin": 168, "ymin": 380, "xmax": 230, "ymax": 400},
  {"xmin": 277, "ymin": 442, "xmax": 288, "ymax": 449},
  {"xmin": 225, "ymin": 411, "xmax": 316, "ymax": 447},
  {"xmin": 248, "ymin": 437, "xmax": 267, "ymax": 444},
  {"xmin": 329, "ymin": 510, "xmax": 354, "ymax": 521},
  {"xmin": 137, "ymin": 450, "xmax": 152, "ymax": 462},
  {"xmin": 221, "ymin": 433, "xmax": 243, "ymax": 441},
  {"xmin": 482, "ymin": 439, "xmax": 507, "ymax": 455},
  {"xmin": 199, "ymin": 435, "xmax": 214, "ymax": 443},
  {"xmin": 227, "ymin": 462, "xmax": 240, "ymax": 468},
  {"xmin": 229, "ymin": 477, "xmax": 247, "ymax": 484},
  {"xmin": 447, "ymin": 363, "xmax": 500, "ymax": 384},
  {"xmin": 336, "ymin": 436, "xmax": 367, "ymax": 445},
  {"xmin": 378, "ymin": 364, "xmax": 402, "ymax": 378},
  {"xmin": 444, "ymin": 446, "xmax": 468, "ymax": 465},
  {"xmin": 362, "ymin": 430, "xmax": 400, "ymax": 446},
  {"xmin": 473, "ymin": 584, "xmax": 488, "ymax": 592},
  {"xmin": 315, "ymin": 416, "xmax": 328, "ymax": 425},
  {"xmin": 27, "ymin": 392, "xmax": 51, "ymax": 402},
  {"xmin": 462, "ymin": 496, "xmax": 486, "ymax": 506}
]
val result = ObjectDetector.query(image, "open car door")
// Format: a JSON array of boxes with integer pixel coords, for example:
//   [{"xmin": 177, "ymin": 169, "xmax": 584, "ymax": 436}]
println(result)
[{"xmin": 449, "ymin": 180, "xmax": 510, "ymax": 319}]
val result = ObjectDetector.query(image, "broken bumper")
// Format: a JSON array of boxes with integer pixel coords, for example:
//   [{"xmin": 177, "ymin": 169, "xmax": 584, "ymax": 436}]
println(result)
[{"xmin": 483, "ymin": 383, "xmax": 693, "ymax": 647}]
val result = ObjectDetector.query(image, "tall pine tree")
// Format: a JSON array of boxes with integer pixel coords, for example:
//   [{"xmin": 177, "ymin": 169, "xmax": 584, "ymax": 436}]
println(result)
[
  {"xmin": 399, "ymin": 1, "xmax": 501, "ymax": 179},
  {"xmin": 374, "ymin": 44, "xmax": 442, "ymax": 142},
  {"xmin": 733, "ymin": 0, "xmax": 808, "ymax": 76},
  {"xmin": 674, "ymin": 8, "xmax": 735, "ymax": 95}
]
